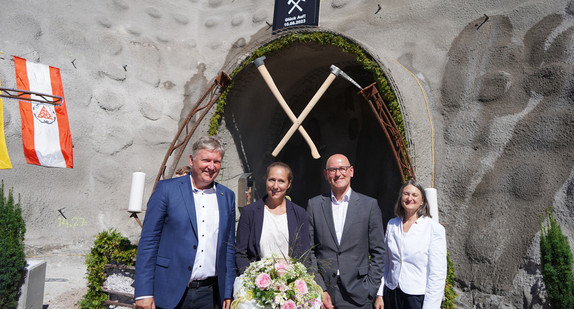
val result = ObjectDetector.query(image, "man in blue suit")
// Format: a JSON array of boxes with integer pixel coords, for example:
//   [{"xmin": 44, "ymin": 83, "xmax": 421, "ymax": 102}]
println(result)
[{"xmin": 135, "ymin": 136, "xmax": 236, "ymax": 309}]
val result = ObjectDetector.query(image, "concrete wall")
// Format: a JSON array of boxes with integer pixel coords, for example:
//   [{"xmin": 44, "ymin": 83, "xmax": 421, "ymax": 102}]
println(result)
[{"xmin": 18, "ymin": 260, "xmax": 47, "ymax": 309}]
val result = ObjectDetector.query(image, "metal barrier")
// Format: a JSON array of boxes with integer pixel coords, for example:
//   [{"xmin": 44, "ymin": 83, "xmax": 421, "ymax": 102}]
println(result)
[
  {"xmin": 153, "ymin": 71, "xmax": 232, "ymax": 190},
  {"xmin": 359, "ymin": 83, "xmax": 416, "ymax": 182}
]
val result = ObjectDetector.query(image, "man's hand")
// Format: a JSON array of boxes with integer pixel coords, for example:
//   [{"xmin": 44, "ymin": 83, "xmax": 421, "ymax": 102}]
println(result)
[
  {"xmin": 374, "ymin": 296, "xmax": 384, "ymax": 309},
  {"xmin": 322, "ymin": 291, "xmax": 334, "ymax": 309},
  {"xmin": 135, "ymin": 297, "xmax": 155, "ymax": 309},
  {"xmin": 223, "ymin": 298, "xmax": 232, "ymax": 309}
]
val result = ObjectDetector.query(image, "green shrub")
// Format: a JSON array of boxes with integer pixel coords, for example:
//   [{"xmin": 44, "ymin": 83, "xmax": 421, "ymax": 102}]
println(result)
[
  {"xmin": 79, "ymin": 229, "xmax": 137, "ymax": 309},
  {"xmin": 441, "ymin": 250, "xmax": 456, "ymax": 309},
  {"xmin": 539, "ymin": 207, "xmax": 574, "ymax": 308},
  {"xmin": 0, "ymin": 182, "xmax": 26, "ymax": 309}
]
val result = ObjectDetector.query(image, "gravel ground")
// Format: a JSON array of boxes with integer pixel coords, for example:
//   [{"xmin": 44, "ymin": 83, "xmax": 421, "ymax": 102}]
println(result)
[
  {"xmin": 26, "ymin": 253, "xmax": 139, "ymax": 308},
  {"xmin": 104, "ymin": 272, "xmax": 134, "ymax": 295},
  {"xmin": 27, "ymin": 253, "xmax": 87, "ymax": 309}
]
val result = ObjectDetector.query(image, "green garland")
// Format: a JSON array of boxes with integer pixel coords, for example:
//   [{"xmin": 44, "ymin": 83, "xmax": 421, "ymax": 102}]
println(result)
[
  {"xmin": 441, "ymin": 251, "xmax": 457, "ymax": 308},
  {"xmin": 208, "ymin": 31, "xmax": 404, "ymax": 144}
]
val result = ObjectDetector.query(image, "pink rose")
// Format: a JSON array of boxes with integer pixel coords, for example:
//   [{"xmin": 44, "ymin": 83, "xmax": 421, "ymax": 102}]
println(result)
[
  {"xmin": 294, "ymin": 279, "xmax": 308, "ymax": 294},
  {"xmin": 255, "ymin": 273, "xmax": 272, "ymax": 290},
  {"xmin": 282, "ymin": 300, "xmax": 296, "ymax": 309},
  {"xmin": 275, "ymin": 260, "xmax": 290, "ymax": 276},
  {"xmin": 272, "ymin": 282, "xmax": 288, "ymax": 292}
]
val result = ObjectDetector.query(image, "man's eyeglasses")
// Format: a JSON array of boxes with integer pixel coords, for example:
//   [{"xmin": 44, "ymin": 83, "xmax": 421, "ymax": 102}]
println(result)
[{"xmin": 325, "ymin": 166, "xmax": 352, "ymax": 175}]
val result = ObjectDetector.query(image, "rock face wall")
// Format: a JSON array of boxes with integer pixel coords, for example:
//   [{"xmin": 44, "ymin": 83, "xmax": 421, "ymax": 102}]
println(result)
[
  {"xmin": 439, "ymin": 12, "xmax": 574, "ymax": 307},
  {"xmin": 1, "ymin": 0, "xmax": 573, "ymax": 307}
]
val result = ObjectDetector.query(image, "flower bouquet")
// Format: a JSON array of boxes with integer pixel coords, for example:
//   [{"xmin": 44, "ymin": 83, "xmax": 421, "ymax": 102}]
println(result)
[{"xmin": 232, "ymin": 256, "xmax": 322, "ymax": 309}]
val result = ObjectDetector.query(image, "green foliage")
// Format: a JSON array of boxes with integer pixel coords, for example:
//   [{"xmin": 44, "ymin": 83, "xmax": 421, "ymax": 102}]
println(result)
[
  {"xmin": 208, "ymin": 32, "xmax": 407, "ymax": 166},
  {"xmin": 0, "ymin": 182, "xmax": 26, "ymax": 309},
  {"xmin": 539, "ymin": 207, "xmax": 574, "ymax": 308},
  {"xmin": 79, "ymin": 229, "xmax": 137, "ymax": 309},
  {"xmin": 441, "ymin": 250, "xmax": 457, "ymax": 309}
]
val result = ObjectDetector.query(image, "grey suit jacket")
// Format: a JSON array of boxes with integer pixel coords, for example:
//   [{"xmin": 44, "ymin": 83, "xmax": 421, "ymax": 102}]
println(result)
[{"xmin": 307, "ymin": 190, "xmax": 385, "ymax": 305}]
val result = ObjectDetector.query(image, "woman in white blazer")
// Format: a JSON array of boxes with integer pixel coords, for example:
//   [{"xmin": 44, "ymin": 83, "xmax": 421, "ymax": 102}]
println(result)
[{"xmin": 374, "ymin": 179, "xmax": 447, "ymax": 309}]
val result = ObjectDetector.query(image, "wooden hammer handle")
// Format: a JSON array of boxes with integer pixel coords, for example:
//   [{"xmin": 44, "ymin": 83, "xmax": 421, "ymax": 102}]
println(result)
[
  {"xmin": 256, "ymin": 64, "xmax": 320, "ymax": 159},
  {"xmin": 272, "ymin": 72, "xmax": 337, "ymax": 157}
]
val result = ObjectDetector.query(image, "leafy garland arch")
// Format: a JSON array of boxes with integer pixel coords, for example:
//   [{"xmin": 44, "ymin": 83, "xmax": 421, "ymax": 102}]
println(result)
[
  {"xmin": 208, "ymin": 31, "xmax": 406, "ymax": 145},
  {"xmin": 202, "ymin": 33, "xmax": 457, "ymax": 307}
]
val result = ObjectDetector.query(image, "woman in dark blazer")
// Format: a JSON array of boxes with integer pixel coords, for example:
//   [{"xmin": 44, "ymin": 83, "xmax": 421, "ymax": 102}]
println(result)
[{"xmin": 235, "ymin": 162, "xmax": 311, "ymax": 274}]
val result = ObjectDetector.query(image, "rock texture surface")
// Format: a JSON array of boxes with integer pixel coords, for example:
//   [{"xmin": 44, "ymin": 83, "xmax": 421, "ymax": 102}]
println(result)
[
  {"xmin": 439, "ymin": 10, "xmax": 574, "ymax": 307},
  {"xmin": 1, "ymin": 0, "xmax": 573, "ymax": 307}
]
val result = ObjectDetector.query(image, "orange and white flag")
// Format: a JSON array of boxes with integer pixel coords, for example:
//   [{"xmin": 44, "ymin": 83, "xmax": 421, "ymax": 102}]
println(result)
[{"xmin": 14, "ymin": 56, "xmax": 73, "ymax": 168}]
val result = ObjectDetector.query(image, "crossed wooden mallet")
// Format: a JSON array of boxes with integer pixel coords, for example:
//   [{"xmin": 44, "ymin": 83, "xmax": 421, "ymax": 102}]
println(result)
[{"xmin": 254, "ymin": 56, "xmax": 361, "ymax": 159}]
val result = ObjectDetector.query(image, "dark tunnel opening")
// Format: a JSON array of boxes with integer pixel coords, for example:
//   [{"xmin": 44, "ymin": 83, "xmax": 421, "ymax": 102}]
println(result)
[{"xmin": 224, "ymin": 42, "xmax": 403, "ymax": 226}]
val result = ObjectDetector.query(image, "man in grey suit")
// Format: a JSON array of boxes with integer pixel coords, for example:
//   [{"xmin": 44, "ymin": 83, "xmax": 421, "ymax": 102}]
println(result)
[{"xmin": 307, "ymin": 154, "xmax": 385, "ymax": 309}]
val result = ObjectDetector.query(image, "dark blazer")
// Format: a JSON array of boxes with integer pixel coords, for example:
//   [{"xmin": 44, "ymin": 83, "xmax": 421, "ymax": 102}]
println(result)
[
  {"xmin": 134, "ymin": 174, "xmax": 236, "ymax": 309},
  {"xmin": 307, "ymin": 190, "xmax": 385, "ymax": 306},
  {"xmin": 235, "ymin": 197, "xmax": 311, "ymax": 274}
]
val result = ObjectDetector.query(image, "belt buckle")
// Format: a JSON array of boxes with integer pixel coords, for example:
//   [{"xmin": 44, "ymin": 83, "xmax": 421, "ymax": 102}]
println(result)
[{"xmin": 188, "ymin": 277, "xmax": 215, "ymax": 289}]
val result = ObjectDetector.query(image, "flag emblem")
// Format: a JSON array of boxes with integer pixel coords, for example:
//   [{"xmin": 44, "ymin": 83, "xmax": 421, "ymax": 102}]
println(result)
[{"xmin": 33, "ymin": 104, "xmax": 57, "ymax": 124}]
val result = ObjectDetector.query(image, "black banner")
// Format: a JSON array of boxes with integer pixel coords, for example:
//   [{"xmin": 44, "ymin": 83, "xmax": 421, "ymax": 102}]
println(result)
[{"xmin": 272, "ymin": 0, "xmax": 320, "ymax": 33}]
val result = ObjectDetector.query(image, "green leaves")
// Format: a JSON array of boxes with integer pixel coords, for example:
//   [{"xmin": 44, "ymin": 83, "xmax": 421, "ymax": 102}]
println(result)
[
  {"xmin": 0, "ymin": 182, "xmax": 26, "ymax": 309},
  {"xmin": 539, "ymin": 207, "xmax": 574, "ymax": 308},
  {"xmin": 79, "ymin": 229, "xmax": 137, "ymax": 309},
  {"xmin": 208, "ymin": 32, "xmax": 406, "ymax": 158},
  {"xmin": 441, "ymin": 251, "xmax": 457, "ymax": 309}
]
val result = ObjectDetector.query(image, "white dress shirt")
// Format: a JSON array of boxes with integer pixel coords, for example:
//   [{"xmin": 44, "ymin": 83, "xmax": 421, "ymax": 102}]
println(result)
[
  {"xmin": 331, "ymin": 188, "xmax": 352, "ymax": 245},
  {"xmin": 377, "ymin": 216, "xmax": 447, "ymax": 309},
  {"xmin": 190, "ymin": 178, "xmax": 219, "ymax": 281},
  {"xmin": 331, "ymin": 188, "xmax": 351, "ymax": 276},
  {"xmin": 259, "ymin": 207, "xmax": 289, "ymax": 258}
]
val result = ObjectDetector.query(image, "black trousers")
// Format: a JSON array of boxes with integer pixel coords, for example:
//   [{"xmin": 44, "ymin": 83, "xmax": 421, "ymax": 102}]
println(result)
[
  {"xmin": 383, "ymin": 286, "xmax": 424, "ymax": 309},
  {"xmin": 171, "ymin": 277, "xmax": 220, "ymax": 309}
]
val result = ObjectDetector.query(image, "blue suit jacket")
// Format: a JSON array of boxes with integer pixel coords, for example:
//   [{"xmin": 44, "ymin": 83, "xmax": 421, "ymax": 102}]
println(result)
[
  {"xmin": 134, "ymin": 174, "xmax": 236, "ymax": 308},
  {"xmin": 235, "ymin": 197, "xmax": 311, "ymax": 274}
]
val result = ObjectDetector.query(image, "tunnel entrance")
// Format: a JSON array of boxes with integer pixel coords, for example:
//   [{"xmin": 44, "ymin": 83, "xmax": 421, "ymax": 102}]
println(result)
[{"xmin": 224, "ymin": 40, "xmax": 403, "ymax": 224}]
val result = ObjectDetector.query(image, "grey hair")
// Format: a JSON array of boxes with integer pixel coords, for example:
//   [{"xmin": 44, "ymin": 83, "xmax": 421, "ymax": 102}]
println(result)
[
  {"xmin": 394, "ymin": 179, "xmax": 431, "ymax": 219},
  {"xmin": 191, "ymin": 136, "xmax": 225, "ymax": 158}
]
